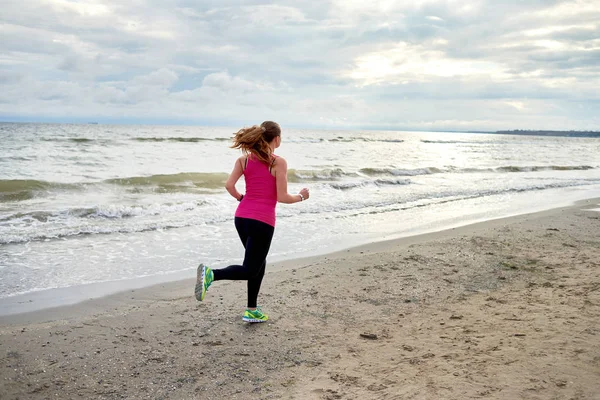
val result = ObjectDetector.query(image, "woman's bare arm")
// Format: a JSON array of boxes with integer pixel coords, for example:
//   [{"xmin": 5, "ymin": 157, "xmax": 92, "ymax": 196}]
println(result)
[
  {"xmin": 274, "ymin": 157, "xmax": 309, "ymax": 204},
  {"xmin": 225, "ymin": 156, "xmax": 245, "ymax": 201}
]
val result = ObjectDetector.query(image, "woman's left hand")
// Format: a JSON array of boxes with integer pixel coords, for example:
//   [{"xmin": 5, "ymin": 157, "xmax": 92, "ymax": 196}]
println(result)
[{"xmin": 299, "ymin": 187, "xmax": 310, "ymax": 201}]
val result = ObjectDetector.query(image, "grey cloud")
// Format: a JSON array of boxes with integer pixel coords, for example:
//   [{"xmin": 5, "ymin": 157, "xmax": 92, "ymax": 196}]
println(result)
[
  {"xmin": 0, "ymin": 70, "xmax": 24, "ymax": 84},
  {"xmin": 132, "ymin": 69, "xmax": 179, "ymax": 87},
  {"xmin": 0, "ymin": 24, "xmax": 69, "ymax": 55},
  {"xmin": 58, "ymin": 55, "xmax": 82, "ymax": 72},
  {"xmin": 0, "ymin": 0, "xmax": 599, "ymax": 130},
  {"xmin": 548, "ymin": 26, "xmax": 600, "ymax": 42}
]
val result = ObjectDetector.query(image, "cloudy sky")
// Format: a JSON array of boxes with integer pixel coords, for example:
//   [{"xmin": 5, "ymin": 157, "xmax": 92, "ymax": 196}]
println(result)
[{"xmin": 1, "ymin": 0, "xmax": 599, "ymax": 131}]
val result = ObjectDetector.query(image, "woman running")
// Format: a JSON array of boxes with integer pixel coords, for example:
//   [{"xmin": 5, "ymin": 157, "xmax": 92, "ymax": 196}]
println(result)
[{"xmin": 195, "ymin": 121, "xmax": 310, "ymax": 323}]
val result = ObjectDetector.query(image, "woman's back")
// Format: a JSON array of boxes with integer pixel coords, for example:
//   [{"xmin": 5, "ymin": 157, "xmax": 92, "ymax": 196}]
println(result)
[{"xmin": 235, "ymin": 156, "xmax": 277, "ymax": 226}]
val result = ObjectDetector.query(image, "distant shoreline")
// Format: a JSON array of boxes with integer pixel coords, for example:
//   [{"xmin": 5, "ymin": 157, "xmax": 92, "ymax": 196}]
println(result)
[
  {"xmin": 494, "ymin": 130, "xmax": 600, "ymax": 138},
  {"xmin": 1, "ymin": 120, "xmax": 598, "ymax": 136}
]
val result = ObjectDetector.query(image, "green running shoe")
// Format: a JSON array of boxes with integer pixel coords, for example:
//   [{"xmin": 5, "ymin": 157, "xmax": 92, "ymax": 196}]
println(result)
[
  {"xmin": 242, "ymin": 307, "xmax": 268, "ymax": 323},
  {"xmin": 195, "ymin": 264, "xmax": 213, "ymax": 301}
]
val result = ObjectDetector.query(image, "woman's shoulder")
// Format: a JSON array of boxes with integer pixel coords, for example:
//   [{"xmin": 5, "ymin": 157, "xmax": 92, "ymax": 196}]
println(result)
[
  {"xmin": 272, "ymin": 154, "xmax": 286, "ymax": 161},
  {"xmin": 235, "ymin": 155, "xmax": 248, "ymax": 171},
  {"xmin": 272, "ymin": 155, "xmax": 287, "ymax": 168}
]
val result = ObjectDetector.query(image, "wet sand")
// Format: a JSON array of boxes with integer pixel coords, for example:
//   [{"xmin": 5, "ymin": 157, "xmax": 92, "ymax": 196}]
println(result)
[{"xmin": 1, "ymin": 199, "xmax": 599, "ymax": 399}]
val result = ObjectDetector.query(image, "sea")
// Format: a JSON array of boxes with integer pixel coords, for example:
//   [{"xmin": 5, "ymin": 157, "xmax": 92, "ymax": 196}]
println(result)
[{"xmin": 1, "ymin": 123, "xmax": 599, "ymax": 315}]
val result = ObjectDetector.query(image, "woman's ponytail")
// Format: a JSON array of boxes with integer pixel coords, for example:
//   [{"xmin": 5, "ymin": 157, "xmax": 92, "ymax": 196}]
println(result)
[{"xmin": 231, "ymin": 121, "xmax": 281, "ymax": 164}]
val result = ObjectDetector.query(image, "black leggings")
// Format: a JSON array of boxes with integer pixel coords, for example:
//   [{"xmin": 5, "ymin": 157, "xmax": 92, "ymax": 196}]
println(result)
[{"xmin": 212, "ymin": 217, "xmax": 275, "ymax": 308}]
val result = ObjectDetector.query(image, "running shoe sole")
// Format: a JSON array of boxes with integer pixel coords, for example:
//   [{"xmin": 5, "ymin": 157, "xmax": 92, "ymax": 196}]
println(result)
[
  {"xmin": 242, "ymin": 316, "xmax": 268, "ymax": 323},
  {"xmin": 242, "ymin": 309, "xmax": 268, "ymax": 323},
  {"xmin": 195, "ymin": 264, "xmax": 207, "ymax": 301}
]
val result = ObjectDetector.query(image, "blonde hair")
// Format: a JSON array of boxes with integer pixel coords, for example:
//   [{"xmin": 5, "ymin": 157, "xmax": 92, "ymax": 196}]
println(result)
[{"xmin": 231, "ymin": 121, "xmax": 281, "ymax": 164}]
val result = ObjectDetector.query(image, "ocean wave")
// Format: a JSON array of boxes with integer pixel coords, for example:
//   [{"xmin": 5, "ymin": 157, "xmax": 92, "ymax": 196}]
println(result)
[
  {"xmin": 495, "ymin": 165, "xmax": 594, "ymax": 172},
  {"xmin": 0, "ymin": 179, "xmax": 81, "ymax": 202},
  {"xmin": 329, "ymin": 137, "xmax": 404, "ymax": 143},
  {"xmin": 329, "ymin": 182, "xmax": 363, "ymax": 190},
  {"xmin": 131, "ymin": 136, "xmax": 402, "ymax": 144},
  {"xmin": 1, "ymin": 165, "xmax": 595, "ymax": 203},
  {"xmin": 0, "ymin": 201, "xmax": 213, "ymax": 244},
  {"xmin": 339, "ymin": 180, "xmax": 600, "ymax": 219},
  {"xmin": 105, "ymin": 172, "xmax": 228, "ymax": 189},
  {"xmin": 421, "ymin": 140, "xmax": 482, "ymax": 144},
  {"xmin": 3, "ymin": 178, "xmax": 599, "ymax": 244},
  {"xmin": 0, "ymin": 156, "xmax": 35, "ymax": 162},
  {"xmin": 0, "ymin": 221, "xmax": 195, "ymax": 245},
  {"xmin": 132, "ymin": 137, "xmax": 230, "ymax": 142},
  {"xmin": 0, "ymin": 173, "xmax": 228, "ymax": 202},
  {"xmin": 133, "ymin": 137, "xmax": 402, "ymax": 144},
  {"xmin": 330, "ymin": 178, "xmax": 411, "ymax": 190},
  {"xmin": 288, "ymin": 168, "xmax": 412, "ymax": 183},
  {"xmin": 0, "ymin": 201, "xmax": 205, "ymax": 224},
  {"xmin": 41, "ymin": 138, "xmax": 107, "ymax": 144},
  {"xmin": 287, "ymin": 168, "xmax": 352, "ymax": 182},
  {"xmin": 286, "ymin": 138, "xmax": 326, "ymax": 143},
  {"xmin": 69, "ymin": 138, "xmax": 94, "ymax": 143},
  {"xmin": 359, "ymin": 165, "xmax": 595, "ymax": 177},
  {"xmin": 92, "ymin": 202, "xmax": 204, "ymax": 219},
  {"xmin": 40, "ymin": 136, "xmax": 232, "ymax": 144},
  {"xmin": 374, "ymin": 178, "xmax": 412, "ymax": 186},
  {"xmin": 359, "ymin": 167, "xmax": 443, "ymax": 176}
]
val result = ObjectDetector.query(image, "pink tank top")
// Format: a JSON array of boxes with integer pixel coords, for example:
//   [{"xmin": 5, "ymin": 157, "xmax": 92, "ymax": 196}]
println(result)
[{"xmin": 235, "ymin": 155, "xmax": 277, "ymax": 227}]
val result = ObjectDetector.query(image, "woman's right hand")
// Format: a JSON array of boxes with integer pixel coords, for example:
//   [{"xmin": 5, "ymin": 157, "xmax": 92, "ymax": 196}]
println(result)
[{"xmin": 299, "ymin": 187, "xmax": 310, "ymax": 201}]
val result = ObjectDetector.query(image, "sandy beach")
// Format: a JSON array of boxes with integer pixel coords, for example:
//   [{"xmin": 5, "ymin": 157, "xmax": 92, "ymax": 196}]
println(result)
[{"xmin": 1, "ymin": 199, "xmax": 599, "ymax": 400}]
